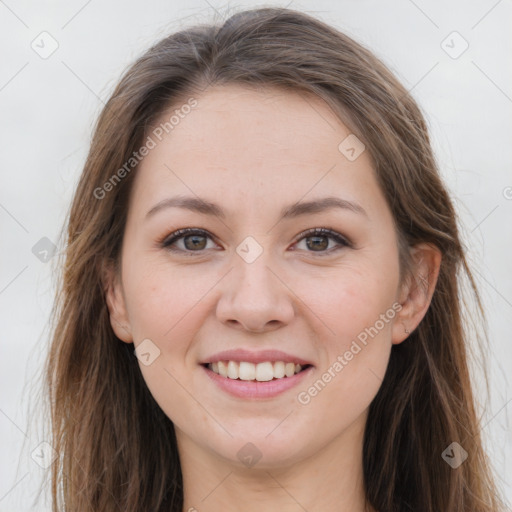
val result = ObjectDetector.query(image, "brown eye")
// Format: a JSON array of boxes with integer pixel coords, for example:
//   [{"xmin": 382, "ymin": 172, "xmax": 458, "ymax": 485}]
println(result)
[
  {"xmin": 182, "ymin": 234, "xmax": 207, "ymax": 250},
  {"xmin": 162, "ymin": 228, "xmax": 216, "ymax": 254},
  {"xmin": 294, "ymin": 228, "xmax": 351, "ymax": 255},
  {"xmin": 305, "ymin": 235, "xmax": 329, "ymax": 251}
]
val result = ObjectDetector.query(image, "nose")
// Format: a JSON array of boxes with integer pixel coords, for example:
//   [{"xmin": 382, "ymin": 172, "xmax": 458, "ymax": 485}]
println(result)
[{"xmin": 215, "ymin": 251, "xmax": 295, "ymax": 333}]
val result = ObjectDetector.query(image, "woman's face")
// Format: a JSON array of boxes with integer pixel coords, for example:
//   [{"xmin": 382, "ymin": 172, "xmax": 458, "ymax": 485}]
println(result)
[{"xmin": 107, "ymin": 85, "xmax": 415, "ymax": 468}]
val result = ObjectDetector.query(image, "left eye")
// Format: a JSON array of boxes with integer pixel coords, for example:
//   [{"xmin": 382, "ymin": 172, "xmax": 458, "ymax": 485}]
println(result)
[
  {"xmin": 292, "ymin": 227, "xmax": 350, "ymax": 254},
  {"xmin": 161, "ymin": 227, "xmax": 350, "ymax": 255}
]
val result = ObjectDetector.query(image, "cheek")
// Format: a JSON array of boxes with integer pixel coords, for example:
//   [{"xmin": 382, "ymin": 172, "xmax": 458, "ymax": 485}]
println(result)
[
  {"xmin": 291, "ymin": 267, "xmax": 397, "ymax": 410},
  {"xmin": 122, "ymin": 255, "xmax": 214, "ymax": 342},
  {"xmin": 293, "ymin": 263, "xmax": 398, "ymax": 345},
  {"xmin": 122, "ymin": 260, "xmax": 212, "ymax": 430},
  {"xmin": 295, "ymin": 276, "xmax": 395, "ymax": 434}
]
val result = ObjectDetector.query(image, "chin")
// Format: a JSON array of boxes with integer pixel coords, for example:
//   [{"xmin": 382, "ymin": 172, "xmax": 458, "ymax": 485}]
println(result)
[{"xmin": 202, "ymin": 428, "xmax": 313, "ymax": 470}]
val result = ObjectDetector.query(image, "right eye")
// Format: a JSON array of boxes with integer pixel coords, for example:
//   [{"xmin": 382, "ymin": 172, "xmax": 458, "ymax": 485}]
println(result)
[{"xmin": 161, "ymin": 228, "xmax": 219, "ymax": 254}]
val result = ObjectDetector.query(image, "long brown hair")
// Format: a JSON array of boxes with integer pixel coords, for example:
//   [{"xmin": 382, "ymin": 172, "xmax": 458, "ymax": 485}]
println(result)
[{"xmin": 40, "ymin": 7, "xmax": 506, "ymax": 511}]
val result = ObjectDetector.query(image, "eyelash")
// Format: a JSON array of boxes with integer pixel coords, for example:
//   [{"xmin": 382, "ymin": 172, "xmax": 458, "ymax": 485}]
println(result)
[{"xmin": 160, "ymin": 227, "xmax": 352, "ymax": 257}]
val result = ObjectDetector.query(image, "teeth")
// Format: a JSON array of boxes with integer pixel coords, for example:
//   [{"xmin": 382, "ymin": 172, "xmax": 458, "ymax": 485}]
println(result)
[
  {"xmin": 218, "ymin": 361, "xmax": 228, "ymax": 378},
  {"xmin": 208, "ymin": 361, "xmax": 305, "ymax": 381},
  {"xmin": 274, "ymin": 361, "xmax": 285, "ymax": 378},
  {"xmin": 227, "ymin": 361, "xmax": 238, "ymax": 379},
  {"xmin": 285, "ymin": 362, "xmax": 295, "ymax": 377},
  {"xmin": 255, "ymin": 361, "xmax": 274, "ymax": 381},
  {"xmin": 239, "ymin": 362, "xmax": 255, "ymax": 381}
]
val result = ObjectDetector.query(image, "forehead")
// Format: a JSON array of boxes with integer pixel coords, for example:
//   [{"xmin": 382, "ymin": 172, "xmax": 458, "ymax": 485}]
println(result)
[
  {"xmin": 151, "ymin": 85, "xmax": 355, "ymax": 164},
  {"xmin": 129, "ymin": 85, "xmax": 388, "ymax": 223}
]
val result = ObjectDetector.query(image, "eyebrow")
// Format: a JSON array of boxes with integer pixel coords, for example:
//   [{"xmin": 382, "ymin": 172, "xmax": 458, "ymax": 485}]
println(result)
[{"xmin": 145, "ymin": 195, "xmax": 368, "ymax": 221}]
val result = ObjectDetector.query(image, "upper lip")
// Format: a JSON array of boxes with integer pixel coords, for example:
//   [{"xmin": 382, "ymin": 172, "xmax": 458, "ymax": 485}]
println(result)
[{"xmin": 200, "ymin": 349, "xmax": 314, "ymax": 366}]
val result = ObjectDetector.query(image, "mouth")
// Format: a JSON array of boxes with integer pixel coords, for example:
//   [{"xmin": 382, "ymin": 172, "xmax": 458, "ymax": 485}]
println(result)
[
  {"xmin": 202, "ymin": 360, "xmax": 313, "ymax": 382},
  {"xmin": 200, "ymin": 359, "xmax": 314, "ymax": 399},
  {"xmin": 199, "ymin": 349, "xmax": 314, "ymax": 398}
]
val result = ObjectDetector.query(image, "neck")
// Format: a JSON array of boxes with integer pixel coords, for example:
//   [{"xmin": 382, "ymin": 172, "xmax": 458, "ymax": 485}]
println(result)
[{"xmin": 178, "ymin": 415, "xmax": 373, "ymax": 512}]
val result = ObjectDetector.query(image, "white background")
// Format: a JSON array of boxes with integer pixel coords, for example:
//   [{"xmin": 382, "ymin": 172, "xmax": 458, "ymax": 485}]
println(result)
[{"xmin": 0, "ymin": 0, "xmax": 511, "ymax": 510}]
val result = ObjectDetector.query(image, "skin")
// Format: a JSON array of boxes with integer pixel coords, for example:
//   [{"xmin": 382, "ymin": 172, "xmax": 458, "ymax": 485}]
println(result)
[{"xmin": 106, "ymin": 84, "xmax": 441, "ymax": 512}]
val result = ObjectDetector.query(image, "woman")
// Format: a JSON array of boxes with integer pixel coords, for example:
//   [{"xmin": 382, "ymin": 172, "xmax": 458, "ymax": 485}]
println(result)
[{"xmin": 43, "ymin": 7, "xmax": 506, "ymax": 511}]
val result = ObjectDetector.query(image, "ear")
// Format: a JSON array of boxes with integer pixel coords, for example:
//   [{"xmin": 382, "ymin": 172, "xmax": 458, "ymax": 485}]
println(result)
[
  {"xmin": 391, "ymin": 243, "xmax": 442, "ymax": 345},
  {"xmin": 102, "ymin": 262, "xmax": 133, "ymax": 343}
]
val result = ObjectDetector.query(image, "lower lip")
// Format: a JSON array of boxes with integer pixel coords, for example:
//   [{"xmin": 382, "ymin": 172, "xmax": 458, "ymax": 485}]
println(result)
[{"xmin": 201, "ymin": 364, "xmax": 314, "ymax": 399}]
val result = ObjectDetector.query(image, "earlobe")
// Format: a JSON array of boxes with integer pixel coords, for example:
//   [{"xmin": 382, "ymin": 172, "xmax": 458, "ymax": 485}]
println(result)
[
  {"xmin": 102, "ymin": 263, "xmax": 133, "ymax": 343},
  {"xmin": 391, "ymin": 243, "xmax": 442, "ymax": 345}
]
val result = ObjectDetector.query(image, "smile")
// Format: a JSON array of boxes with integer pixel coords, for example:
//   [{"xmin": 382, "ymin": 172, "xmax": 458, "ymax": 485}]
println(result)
[
  {"xmin": 207, "ymin": 360, "xmax": 308, "ymax": 381},
  {"xmin": 202, "ymin": 361, "xmax": 313, "ymax": 399}
]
